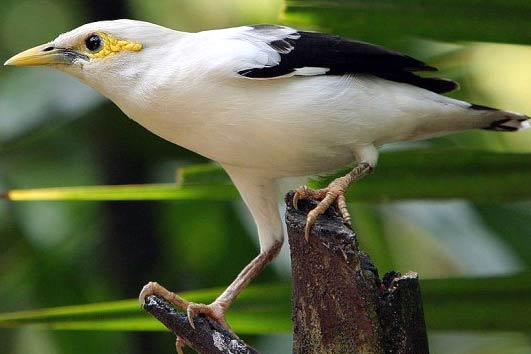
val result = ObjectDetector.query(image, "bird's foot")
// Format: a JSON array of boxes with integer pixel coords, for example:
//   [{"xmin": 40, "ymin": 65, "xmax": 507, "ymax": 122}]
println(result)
[
  {"xmin": 293, "ymin": 182, "xmax": 351, "ymax": 240},
  {"xmin": 293, "ymin": 163, "xmax": 372, "ymax": 240},
  {"xmin": 139, "ymin": 281, "xmax": 232, "ymax": 332},
  {"xmin": 186, "ymin": 301, "xmax": 231, "ymax": 332}
]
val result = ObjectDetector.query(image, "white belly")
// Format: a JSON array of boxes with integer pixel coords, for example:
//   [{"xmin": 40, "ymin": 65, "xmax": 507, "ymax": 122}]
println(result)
[{"xmin": 117, "ymin": 75, "xmax": 473, "ymax": 177}]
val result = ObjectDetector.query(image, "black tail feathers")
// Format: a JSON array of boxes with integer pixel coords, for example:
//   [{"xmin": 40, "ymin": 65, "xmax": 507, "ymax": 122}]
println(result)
[{"xmin": 470, "ymin": 104, "xmax": 530, "ymax": 132}]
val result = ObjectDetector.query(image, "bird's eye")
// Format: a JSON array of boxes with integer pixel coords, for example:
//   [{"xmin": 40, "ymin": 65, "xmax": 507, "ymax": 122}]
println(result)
[{"xmin": 85, "ymin": 34, "xmax": 102, "ymax": 52}]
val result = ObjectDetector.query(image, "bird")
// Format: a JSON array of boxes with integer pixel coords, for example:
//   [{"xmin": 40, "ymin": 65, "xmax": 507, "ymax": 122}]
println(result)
[{"xmin": 5, "ymin": 19, "xmax": 529, "ymax": 335}]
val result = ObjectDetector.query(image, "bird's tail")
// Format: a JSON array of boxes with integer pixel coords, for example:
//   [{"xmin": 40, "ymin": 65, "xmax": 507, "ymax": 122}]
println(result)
[{"xmin": 470, "ymin": 104, "xmax": 530, "ymax": 132}]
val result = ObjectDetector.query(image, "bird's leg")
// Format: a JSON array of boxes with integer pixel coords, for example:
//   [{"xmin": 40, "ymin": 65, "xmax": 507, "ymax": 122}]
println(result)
[
  {"xmin": 139, "ymin": 240, "xmax": 282, "ymax": 333},
  {"xmin": 293, "ymin": 162, "xmax": 372, "ymax": 240}
]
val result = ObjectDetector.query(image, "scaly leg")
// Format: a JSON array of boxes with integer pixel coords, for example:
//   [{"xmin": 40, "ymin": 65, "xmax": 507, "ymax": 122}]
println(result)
[
  {"xmin": 293, "ymin": 162, "xmax": 372, "ymax": 240},
  {"xmin": 139, "ymin": 240, "xmax": 283, "ymax": 333}
]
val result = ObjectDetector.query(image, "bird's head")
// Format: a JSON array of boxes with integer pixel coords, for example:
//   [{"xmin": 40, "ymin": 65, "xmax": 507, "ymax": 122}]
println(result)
[{"xmin": 4, "ymin": 19, "xmax": 178, "ymax": 94}]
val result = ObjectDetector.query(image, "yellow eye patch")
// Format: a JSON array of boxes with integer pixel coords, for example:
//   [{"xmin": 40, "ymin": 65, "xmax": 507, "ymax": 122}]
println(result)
[{"xmin": 82, "ymin": 33, "xmax": 142, "ymax": 59}]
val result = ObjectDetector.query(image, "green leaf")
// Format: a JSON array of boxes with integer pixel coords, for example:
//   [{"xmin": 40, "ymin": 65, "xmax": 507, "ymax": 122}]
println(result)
[
  {"xmin": 422, "ymin": 271, "xmax": 531, "ymax": 331},
  {"xmin": 0, "ymin": 284, "xmax": 291, "ymax": 334},
  {"xmin": 0, "ymin": 273, "xmax": 529, "ymax": 332},
  {"xmin": 4, "ymin": 149, "xmax": 531, "ymax": 203},
  {"xmin": 3, "ymin": 184, "xmax": 238, "ymax": 202},
  {"xmin": 176, "ymin": 162, "xmax": 231, "ymax": 186},
  {"xmin": 282, "ymin": 0, "xmax": 531, "ymax": 46}
]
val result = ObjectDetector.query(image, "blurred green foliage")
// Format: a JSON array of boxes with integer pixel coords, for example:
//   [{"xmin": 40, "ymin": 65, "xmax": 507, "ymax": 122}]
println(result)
[
  {"xmin": 2, "ymin": 272, "xmax": 529, "ymax": 332},
  {"xmin": 0, "ymin": 1, "xmax": 530, "ymax": 354}
]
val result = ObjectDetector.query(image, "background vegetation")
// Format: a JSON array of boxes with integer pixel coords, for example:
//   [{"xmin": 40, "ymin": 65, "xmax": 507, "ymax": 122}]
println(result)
[{"xmin": 1, "ymin": 0, "xmax": 530, "ymax": 353}]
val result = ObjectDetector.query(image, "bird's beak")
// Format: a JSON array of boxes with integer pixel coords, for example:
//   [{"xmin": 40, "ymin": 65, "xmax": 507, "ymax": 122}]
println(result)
[{"xmin": 4, "ymin": 43, "xmax": 85, "ymax": 66}]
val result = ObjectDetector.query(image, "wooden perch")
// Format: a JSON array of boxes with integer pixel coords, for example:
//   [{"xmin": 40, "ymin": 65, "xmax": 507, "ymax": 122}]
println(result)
[
  {"xmin": 285, "ymin": 191, "xmax": 429, "ymax": 354},
  {"xmin": 142, "ymin": 191, "xmax": 429, "ymax": 354},
  {"xmin": 142, "ymin": 295, "xmax": 259, "ymax": 354}
]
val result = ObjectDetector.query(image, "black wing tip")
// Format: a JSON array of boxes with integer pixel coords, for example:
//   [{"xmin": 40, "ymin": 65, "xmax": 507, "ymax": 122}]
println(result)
[
  {"xmin": 469, "ymin": 103, "xmax": 499, "ymax": 111},
  {"xmin": 412, "ymin": 63, "xmax": 438, "ymax": 72},
  {"xmin": 380, "ymin": 72, "xmax": 459, "ymax": 94},
  {"xmin": 400, "ymin": 53, "xmax": 438, "ymax": 72},
  {"xmin": 415, "ymin": 77, "xmax": 459, "ymax": 93},
  {"xmin": 397, "ymin": 61, "xmax": 437, "ymax": 73},
  {"xmin": 435, "ymin": 78, "xmax": 460, "ymax": 93}
]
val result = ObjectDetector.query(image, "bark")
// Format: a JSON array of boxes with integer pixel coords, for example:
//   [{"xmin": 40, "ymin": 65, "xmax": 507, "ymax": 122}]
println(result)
[
  {"xmin": 286, "ymin": 191, "xmax": 429, "ymax": 354},
  {"xmin": 379, "ymin": 272, "xmax": 430, "ymax": 353}
]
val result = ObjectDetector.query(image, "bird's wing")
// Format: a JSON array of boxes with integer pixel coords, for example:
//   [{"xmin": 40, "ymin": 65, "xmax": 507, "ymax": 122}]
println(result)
[{"xmin": 208, "ymin": 25, "xmax": 458, "ymax": 94}]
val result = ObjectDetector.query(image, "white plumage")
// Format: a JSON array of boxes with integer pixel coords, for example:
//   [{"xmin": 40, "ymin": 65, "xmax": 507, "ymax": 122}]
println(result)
[{"xmin": 5, "ymin": 19, "xmax": 529, "ymax": 333}]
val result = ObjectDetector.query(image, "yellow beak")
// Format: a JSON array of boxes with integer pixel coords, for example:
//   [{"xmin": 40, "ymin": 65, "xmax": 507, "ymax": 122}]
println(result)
[{"xmin": 4, "ymin": 43, "xmax": 76, "ymax": 66}]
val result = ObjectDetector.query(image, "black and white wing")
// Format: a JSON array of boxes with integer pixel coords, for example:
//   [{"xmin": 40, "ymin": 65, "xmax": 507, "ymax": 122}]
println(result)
[{"xmin": 222, "ymin": 24, "xmax": 457, "ymax": 94}]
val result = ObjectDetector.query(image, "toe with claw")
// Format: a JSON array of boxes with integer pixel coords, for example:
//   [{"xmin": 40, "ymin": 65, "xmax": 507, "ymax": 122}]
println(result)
[
  {"xmin": 175, "ymin": 337, "xmax": 186, "ymax": 354},
  {"xmin": 139, "ymin": 281, "xmax": 189, "ymax": 310},
  {"xmin": 293, "ymin": 185, "xmax": 327, "ymax": 210},
  {"xmin": 187, "ymin": 301, "xmax": 231, "ymax": 332},
  {"xmin": 139, "ymin": 281, "xmax": 232, "ymax": 332},
  {"xmin": 293, "ymin": 163, "xmax": 372, "ymax": 240}
]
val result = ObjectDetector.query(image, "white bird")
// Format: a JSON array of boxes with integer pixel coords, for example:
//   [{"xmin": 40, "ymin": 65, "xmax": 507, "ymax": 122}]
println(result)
[{"xmin": 5, "ymin": 19, "xmax": 529, "ymax": 333}]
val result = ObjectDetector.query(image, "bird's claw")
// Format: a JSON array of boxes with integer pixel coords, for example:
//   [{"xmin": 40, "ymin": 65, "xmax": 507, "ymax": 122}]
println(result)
[
  {"xmin": 175, "ymin": 337, "xmax": 186, "ymax": 354},
  {"xmin": 139, "ymin": 281, "xmax": 190, "ymax": 311},
  {"xmin": 293, "ymin": 185, "xmax": 327, "ymax": 210},
  {"xmin": 186, "ymin": 301, "xmax": 230, "ymax": 332},
  {"xmin": 293, "ymin": 185, "xmax": 311, "ymax": 209},
  {"xmin": 294, "ymin": 178, "xmax": 353, "ymax": 241},
  {"xmin": 139, "ymin": 281, "xmax": 160, "ymax": 306},
  {"xmin": 292, "ymin": 188, "xmax": 301, "ymax": 209}
]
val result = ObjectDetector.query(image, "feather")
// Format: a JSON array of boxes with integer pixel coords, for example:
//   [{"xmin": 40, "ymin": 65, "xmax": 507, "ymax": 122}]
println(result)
[{"xmin": 237, "ymin": 25, "xmax": 457, "ymax": 93}]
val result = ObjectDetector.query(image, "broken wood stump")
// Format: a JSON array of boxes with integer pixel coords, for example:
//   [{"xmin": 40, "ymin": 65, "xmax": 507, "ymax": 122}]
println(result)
[{"xmin": 286, "ymin": 191, "xmax": 429, "ymax": 354}]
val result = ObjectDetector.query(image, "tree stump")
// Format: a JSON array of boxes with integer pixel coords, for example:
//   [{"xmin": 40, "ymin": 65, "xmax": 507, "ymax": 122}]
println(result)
[{"xmin": 286, "ymin": 191, "xmax": 429, "ymax": 354}]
